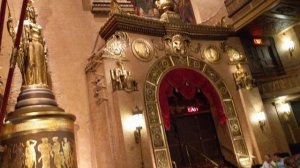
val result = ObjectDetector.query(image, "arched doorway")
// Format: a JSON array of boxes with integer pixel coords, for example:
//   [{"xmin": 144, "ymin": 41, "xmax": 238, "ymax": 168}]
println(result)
[
  {"xmin": 144, "ymin": 56, "xmax": 251, "ymax": 168},
  {"xmin": 160, "ymin": 68, "xmax": 226, "ymax": 167}
]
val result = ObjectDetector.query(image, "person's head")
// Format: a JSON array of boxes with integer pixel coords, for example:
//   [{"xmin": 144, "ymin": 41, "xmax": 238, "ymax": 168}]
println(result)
[{"xmin": 264, "ymin": 154, "xmax": 272, "ymax": 162}]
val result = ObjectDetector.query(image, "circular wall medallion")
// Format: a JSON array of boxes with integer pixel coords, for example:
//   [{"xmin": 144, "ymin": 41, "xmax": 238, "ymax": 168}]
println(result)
[
  {"xmin": 203, "ymin": 45, "xmax": 220, "ymax": 63},
  {"xmin": 132, "ymin": 39, "xmax": 154, "ymax": 62}
]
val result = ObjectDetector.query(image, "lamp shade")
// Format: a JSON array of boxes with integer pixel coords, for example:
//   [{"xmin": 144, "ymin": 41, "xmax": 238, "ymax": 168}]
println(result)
[{"xmin": 133, "ymin": 110, "xmax": 143, "ymax": 129}]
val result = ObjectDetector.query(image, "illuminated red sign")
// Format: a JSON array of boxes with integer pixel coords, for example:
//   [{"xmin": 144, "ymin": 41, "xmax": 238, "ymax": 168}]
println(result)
[
  {"xmin": 253, "ymin": 38, "xmax": 263, "ymax": 45},
  {"xmin": 187, "ymin": 106, "xmax": 199, "ymax": 113}
]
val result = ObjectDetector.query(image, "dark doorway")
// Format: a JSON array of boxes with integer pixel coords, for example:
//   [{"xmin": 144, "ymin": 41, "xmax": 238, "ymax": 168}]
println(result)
[{"xmin": 166, "ymin": 89, "xmax": 225, "ymax": 168}]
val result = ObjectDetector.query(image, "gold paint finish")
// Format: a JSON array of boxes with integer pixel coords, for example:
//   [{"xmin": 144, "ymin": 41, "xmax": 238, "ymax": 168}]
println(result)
[
  {"xmin": 132, "ymin": 39, "xmax": 154, "ymax": 62},
  {"xmin": 7, "ymin": 1, "xmax": 48, "ymax": 87}
]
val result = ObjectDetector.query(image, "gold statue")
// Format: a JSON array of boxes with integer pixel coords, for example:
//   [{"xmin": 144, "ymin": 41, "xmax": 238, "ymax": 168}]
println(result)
[
  {"xmin": 38, "ymin": 138, "xmax": 52, "ymax": 168},
  {"xmin": 7, "ymin": 0, "xmax": 48, "ymax": 87},
  {"xmin": 233, "ymin": 63, "xmax": 254, "ymax": 90},
  {"xmin": 25, "ymin": 139, "xmax": 37, "ymax": 168}
]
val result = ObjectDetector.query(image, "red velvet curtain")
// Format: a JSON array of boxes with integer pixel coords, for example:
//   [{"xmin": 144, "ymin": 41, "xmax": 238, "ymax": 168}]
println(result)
[{"xmin": 159, "ymin": 68, "xmax": 227, "ymax": 130}]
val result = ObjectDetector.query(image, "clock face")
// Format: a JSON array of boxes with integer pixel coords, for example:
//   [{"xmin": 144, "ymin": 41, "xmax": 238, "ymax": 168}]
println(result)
[
  {"xmin": 132, "ymin": 39, "xmax": 153, "ymax": 62},
  {"xmin": 203, "ymin": 45, "xmax": 220, "ymax": 63}
]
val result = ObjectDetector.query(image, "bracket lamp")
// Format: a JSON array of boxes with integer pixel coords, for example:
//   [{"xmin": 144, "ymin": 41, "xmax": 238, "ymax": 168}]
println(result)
[
  {"xmin": 278, "ymin": 103, "xmax": 291, "ymax": 122},
  {"xmin": 133, "ymin": 106, "xmax": 143, "ymax": 143},
  {"xmin": 283, "ymin": 38, "xmax": 295, "ymax": 57},
  {"xmin": 257, "ymin": 111, "xmax": 266, "ymax": 129}
]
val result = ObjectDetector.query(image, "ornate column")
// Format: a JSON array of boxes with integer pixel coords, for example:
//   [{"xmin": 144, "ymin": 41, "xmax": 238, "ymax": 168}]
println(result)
[{"xmin": 0, "ymin": 1, "xmax": 77, "ymax": 168}]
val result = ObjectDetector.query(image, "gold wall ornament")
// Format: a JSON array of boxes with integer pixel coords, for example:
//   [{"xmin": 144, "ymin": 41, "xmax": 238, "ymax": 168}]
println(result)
[
  {"xmin": 152, "ymin": 34, "xmax": 201, "ymax": 58},
  {"xmin": 132, "ymin": 38, "xmax": 154, "ymax": 62},
  {"xmin": 227, "ymin": 47, "xmax": 246, "ymax": 64},
  {"xmin": 110, "ymin": 0, "xmax": 124, "ymax": 15},
  {"xmin": 220, "ymin": 41, "xmax": 246, "ymax": 64},
  {"xmin": 202, "ymin": 45, "xmax": 221, "ymax": 64},
  {"xmin": 103, "ymin": 31, "xmax": 129, "ymax": 58},
  {"xmin": 155, "ymin": 0, "xmax": 182, "ymax": 23},
  {"xmin": 110, "ymin": 60, "xmax": 138, "ymax": 91},
  {"xmin": 233, "ymin": 63, "xmax": 254, "ymax": 90},
  {"xmin": 144, "ymin": 56, "xmax": 251, "ymax": 168}
]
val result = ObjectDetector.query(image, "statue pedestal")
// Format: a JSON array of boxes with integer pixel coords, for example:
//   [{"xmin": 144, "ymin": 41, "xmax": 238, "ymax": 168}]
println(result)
[{"xmin": 0, "ymin": 87, "xmax": 77, "ymax": 168}]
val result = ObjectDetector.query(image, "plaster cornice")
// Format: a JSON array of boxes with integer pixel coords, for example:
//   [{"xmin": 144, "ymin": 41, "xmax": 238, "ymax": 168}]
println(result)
[{"xmin": 99, "ymin": 14, "xmax": 235, "ymax": 40}]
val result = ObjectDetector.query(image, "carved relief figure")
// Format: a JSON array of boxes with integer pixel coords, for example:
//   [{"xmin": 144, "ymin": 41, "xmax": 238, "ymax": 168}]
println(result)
[
  {"xmin": 38, "ymin": 138, "xmax": 52, "ymax": 168},
  {"xmin": 7, "ymin": 0, "xmax": 48, "ymax": 86},
  {"xmin": 52, "ymin": 137, "xmax": 62, "ymax": 168},
  {"xmin": 92, "ymin": 74, "xmax": 108, "ymax": 105},
  {"xmin": 25, "ymin": 139, "xmax": 37, "ymax": 168},
  {"xmin": 62, "ymin": 138, "xmax": 72, "ymax": 168}
]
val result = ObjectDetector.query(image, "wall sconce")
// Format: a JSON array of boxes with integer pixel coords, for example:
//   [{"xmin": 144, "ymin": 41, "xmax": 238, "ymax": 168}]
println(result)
[
  {"xmin": 283, "ymin": 38, "xmax": 295, "ymax": 57},
  {"xmin": 132, "ymin": 106, "xmax": 144, "ymax": 168},
  {"xmin": 277, "ymin": 103, "xmax": 291, "ymax": 122},
  {"xmin": 133, "ymin": 106, "xmax": 143, "ymax": 144},
  {"xmin": 257, "ymin": 111, "xmax": 266, "ymax": 129}
]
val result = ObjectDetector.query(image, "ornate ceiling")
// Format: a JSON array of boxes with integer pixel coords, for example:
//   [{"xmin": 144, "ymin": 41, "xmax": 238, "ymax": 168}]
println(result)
[{"xmin": 241, "ymin": 0, "xmax": 300, "ymax": 36}]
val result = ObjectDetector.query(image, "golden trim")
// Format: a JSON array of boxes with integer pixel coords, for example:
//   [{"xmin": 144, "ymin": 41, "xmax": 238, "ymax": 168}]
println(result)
[
  {"xmin": 1, "ymin": 117, "xmax": 74, "ymax": 138},
  {"xmin": 144, "ymin": 55, "xmax": 250, "ymax": 167}
]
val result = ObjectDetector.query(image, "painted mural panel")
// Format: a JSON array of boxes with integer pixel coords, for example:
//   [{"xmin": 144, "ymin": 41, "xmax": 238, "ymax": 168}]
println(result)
[
  {"xmin": 92, "ymin": 0, "xmax": 196, "ymax": 23},
  {"xmin": 131, "ymin": 0, "xmax": 196, "ymax": 23}
]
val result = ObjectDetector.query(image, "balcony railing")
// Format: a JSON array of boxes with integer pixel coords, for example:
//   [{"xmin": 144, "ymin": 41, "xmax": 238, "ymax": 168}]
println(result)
[{"xmin": 257, "ymin": 73, "xmax": 300, "ymax": 98}]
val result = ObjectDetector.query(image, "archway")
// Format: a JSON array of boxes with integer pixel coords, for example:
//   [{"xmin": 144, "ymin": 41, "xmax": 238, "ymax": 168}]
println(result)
[
  {"xmin": 160, "ymin": 68, "xmax": 226, "ymax": 167},
  {"xmin": 144, "ymin": 56, "xmax": 250, "ymax": 168}
]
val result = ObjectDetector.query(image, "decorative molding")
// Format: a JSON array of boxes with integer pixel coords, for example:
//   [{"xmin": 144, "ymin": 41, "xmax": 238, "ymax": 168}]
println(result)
[
  {"xmin": 103, "ymin": 31, "xmax": 129, "ymax": 58},
  {"xmin": 99, "ymin": 14, "xmax": 234, "ymax": 40},
  {"xmin": 144, "ymin": 56, "xmax": 250, "ymax": 168},
  {"xmin": 92, "ymin": 0, "xmax": 134, "ymax": 14},
  {"xmin": 85, "ymin": 52, "xmax": 104, "ymax": 73},
  {"xmin": 85, "ymin": 31, "xmax": 129, "ymax": 73}
]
